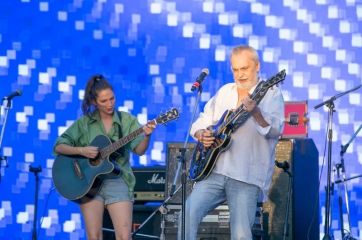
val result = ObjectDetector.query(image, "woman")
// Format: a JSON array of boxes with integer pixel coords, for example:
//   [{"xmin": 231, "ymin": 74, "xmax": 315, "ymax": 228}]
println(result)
[{"xmin": 54, "ymin": 74, "xmax": 155, "ymax": 240}]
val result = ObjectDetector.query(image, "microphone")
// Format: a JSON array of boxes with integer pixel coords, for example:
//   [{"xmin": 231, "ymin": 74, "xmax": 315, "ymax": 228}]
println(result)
[
  {"xmin": 275, "ymin": 160, "xmax": 290, "ymax": 170},
  {"xmin": 3, "ymin": 89, "xmax": 22, "ymax": 100},
  {"xmin": 191, "ymin": 68, "xmax": 209, "ymax": 92}
]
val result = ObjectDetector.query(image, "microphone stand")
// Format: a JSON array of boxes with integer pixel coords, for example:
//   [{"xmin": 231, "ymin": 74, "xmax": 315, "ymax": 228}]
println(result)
[
  {"xmin": 129, "ymin": 185, "xmax": 182, "ymax": 239},
  {"xmin": 170, "ymin": 85, "xmax": 203, "ymax": 240},
  {"xmin": 30, "ymin": 165, "xmax": 42, "ymax": 240},
  {"xmin": 0, "ymin": 98, "xmax": 13, "ymax": 183},
  {"xmin": 314, "ymin": 84, "xmax": 362, "ymax": 240},
  {"xmin": 336, "ymin": 123, "xmax": 362, "ymax": 239}
]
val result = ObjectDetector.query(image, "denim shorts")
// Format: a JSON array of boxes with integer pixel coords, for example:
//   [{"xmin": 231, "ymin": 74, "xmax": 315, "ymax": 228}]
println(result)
[{"xmin": 93, "ymin": 177, "xmax": 134, "ymax": 205}]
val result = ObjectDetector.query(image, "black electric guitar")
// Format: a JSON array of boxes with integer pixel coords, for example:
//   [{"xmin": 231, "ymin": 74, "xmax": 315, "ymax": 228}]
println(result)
[
  {"xmin": 189, "ymin": 70, "xmax": 286, "ymax": 181},
  {"xmin": 52, "ymin": 108, "xmax": 179, "ymax": 202}
]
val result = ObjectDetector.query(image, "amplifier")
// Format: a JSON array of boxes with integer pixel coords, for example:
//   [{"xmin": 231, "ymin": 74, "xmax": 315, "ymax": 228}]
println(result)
[{"xmin": 133, "ymin": 167, "xmax": 166, "ymax": 202}]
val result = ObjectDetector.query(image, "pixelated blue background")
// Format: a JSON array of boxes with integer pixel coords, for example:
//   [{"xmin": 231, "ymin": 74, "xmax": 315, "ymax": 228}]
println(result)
[{"xmin": 0, "ymin": 0, "xmax": 361, "ymax": 239}]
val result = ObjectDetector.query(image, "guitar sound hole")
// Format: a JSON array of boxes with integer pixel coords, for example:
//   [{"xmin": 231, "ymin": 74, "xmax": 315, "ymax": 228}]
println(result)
[{"xmin": 90, "ymin": 158, "xmax": 101, "ymax": 166}]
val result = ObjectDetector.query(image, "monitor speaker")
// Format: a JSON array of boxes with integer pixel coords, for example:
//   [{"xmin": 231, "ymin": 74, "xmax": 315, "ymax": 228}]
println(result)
[
  {"xmin": 262, "ymin": 138, "xmax": 319, "ymax": 240},
  {"xmin": 165, "ymin": 142, "xmax": 196, "ymax": 204}
]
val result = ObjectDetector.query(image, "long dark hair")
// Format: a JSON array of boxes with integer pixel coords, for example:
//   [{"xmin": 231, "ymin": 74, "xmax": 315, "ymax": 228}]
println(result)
[{"xmin": 82, "ymin": 74, "xmax": 114, "ymax": 116}]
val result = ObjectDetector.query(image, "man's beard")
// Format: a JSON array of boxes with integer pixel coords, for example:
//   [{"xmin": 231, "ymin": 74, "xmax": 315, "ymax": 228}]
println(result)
[{"xmin": 236, "ymin": 81, "xmax": 254, "ymax": 90}]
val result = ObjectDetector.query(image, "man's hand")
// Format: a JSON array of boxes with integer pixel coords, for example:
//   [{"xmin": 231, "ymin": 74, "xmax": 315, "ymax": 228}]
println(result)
[{"xmin": 195, "ymin": 129, "xmax": 215, "ymax": 148}]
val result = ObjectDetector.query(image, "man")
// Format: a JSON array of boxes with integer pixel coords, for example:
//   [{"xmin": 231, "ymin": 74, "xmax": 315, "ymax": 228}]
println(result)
[{"xmin": 183, "ymin": 45, "xmax": 285, "ymax": 239}]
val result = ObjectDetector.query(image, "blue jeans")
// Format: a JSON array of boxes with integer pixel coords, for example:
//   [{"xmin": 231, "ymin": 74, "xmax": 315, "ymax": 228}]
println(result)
[{"xmin": 178, "ymin": 173, "xmax": 260, "ymax": 240}]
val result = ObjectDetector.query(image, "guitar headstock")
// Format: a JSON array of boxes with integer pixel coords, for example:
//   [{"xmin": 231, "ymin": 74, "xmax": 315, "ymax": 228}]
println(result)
[
  {"xmin": 155, "ymin": 108, "xmax": 180, "ymax": 125},
  {"xmin": 264, "ymin": 69, "xmax": 286, "ymax": 89}
]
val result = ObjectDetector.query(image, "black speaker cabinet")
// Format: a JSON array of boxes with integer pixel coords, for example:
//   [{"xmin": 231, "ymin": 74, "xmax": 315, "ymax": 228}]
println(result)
[
  {"xmin": 103, "ymin": 205, "xmax": 161, "ymax": 240},
  {"xmin": 165, "ymin": 142, "xmax": 196, "ymax": 204},
  {"xmin": 262, "ymin": 138, "xmax": 319, "ymax": 240}
]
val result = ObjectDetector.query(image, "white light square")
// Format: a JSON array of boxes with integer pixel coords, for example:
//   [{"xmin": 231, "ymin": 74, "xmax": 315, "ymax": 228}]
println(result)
[
  {"xmin": 166, "ymin": 74, "xmax": 176, "ymax": 84},
  {"xmin": 307, "ymin": 53, "xmax": 319, "ymax": 66},
  {"xmin": 321, "ymin": 67, "xmax": 333, "ymax": 79},
  {"xmin": 0, "ymin": 208, "xmax": 4, "ymax": 220},
  {"xmin": 218, "ymin": 13, "xmax": 229, "ymax": 25},
  {"xmin": 124, "ymin": 100, "xmax": 134, "ymax": 110},
  {"xmin": 39, "ymin": 72, "xmax": 50, "ymax": 84},
  {"xmin": 58, "ymin": 11, "xmax": 68, "ymax": 21},
  {"xmin": 349, "ymin": 93, "xmax": 361, "ymax": 105},
  {"xmin": 322, "ymin": 36, "xmax": 334, "ymax": 48},
  {"xmin": 40, "ymin": 216, "xmax": 52, "ymax": 228},
  {"xmin": 38, "ymin": 119, "xmax": 48, "ymax": 131},
  {"xmin": 357, "ymin": 5, "xmax": 362, "ymax": 19},
  {"xmin": 25, "ymin": 153, "xmax": 34, "ymax": 163},
  {"xmin": 3, "ymin": 147, "xmax": 12, "ymax": 157},
  {"xmin": 17, "ymin": 212, "xmax": 29, "ymax": 224},
  {"xmin": 308, "ymin": 85, "xmax": 320, "ymax": 99},
  {"xmin": 115, "ymin": 3, "xmax": 124, "ymax": 14},
  {"xmin": 39, "ymin": 2, "xmax": 48, "ymax": 12},
  {"xmin": 293, "ymin": 41, "xmax": 307, "ymax": 54},
  {"xmin": 7, "ymin": 50, "xmax": 16, "ymax": 60},
  {"xmin": 167, "ymin": 13, "xmax": 178, "ymax": 26},
  {"xmin": 199, "ymin": 35, "xmax": 210, "ymax": 49},
  {"xmin": 338, "ymin": 110, "xmax": 349, "ymax": 124},
  {"xmin": 232, "ymin": 24, "xmax": 252, "ymax": 38},
  {"xmin": 183, "ymin": 24, "xmax": 194, "ymax": 38},
  {"xmin": 0, "ymin": 56, "xmax": 8, "ymax": 67},
  {"xmin": 150, "ymin": 2, "xmax": 162, "ymax": 14},
  {"xmin": 339, "ymin": 20, "xmax": 351, "ymax": 33},
  {"xmin": 46, "ymin": 113, "xmax": 55, "ymax": 122},
  {"xmin": 149, "ymin": 64, "xmax": 160, "ymax": 75},
  {"xmin": 93, "ymin": 30, "xmax": 103, "ymax": 40},
  {"xmin": 18, "ymin": 64, "xmax": 29, "ymax": 76},
  {"xmin": 215, "ymin": 47, "xmax": 225, "ymax": 62},
  {"xmin": 58, "ymin": 81, "xmax": 70, "ymax": 93},
  {"xmin": 151, "ymin": 149, "xmax": 162, "ymax": 161},
  {"xmin": 203, "ymin": 1, "xmax": 213, "ymax": 13},
  {"xmin": 24, "ymin": 106, "xmax": 33, "ymax": 115},
  {"xmin": 335, "ymin": 49, "xmax": 347, "ymax": 61},
  {"xmin": 328, "ymin": 6, "xmax": 339, "ymax": 19},
  {"xmin": 351, "ymin": 34, "xmax": 362, "ymax": 47},
  {"xmin": 334, "ymin": 79, "xmax": 346, "ymax": 91},
  {"xmin": 16, "ymin": 112, "xmax": 27, "ymax": 123},
  {"xmin": 348, "ymin": 63, "xmax": 360, "ymax": 75},
  {"xmin": 75, "ymin": 21, "xmax": 84, "ymax": 31},
  {"xmin": 292, "ymin": 72, "xmax": 305, "ymax": 87},
  {"xmin": 63, "ymin": 220, "xmax": 76, "ymax": 233},
  {"xmin": 137, "ymin": 113, "xmax": 147, "ymax": 125}
]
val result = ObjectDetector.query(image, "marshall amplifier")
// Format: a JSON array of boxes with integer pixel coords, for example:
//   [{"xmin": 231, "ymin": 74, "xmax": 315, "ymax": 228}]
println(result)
[{"xmin": 133, "ymin": 166, "xmax": 166, "ymax": 202}]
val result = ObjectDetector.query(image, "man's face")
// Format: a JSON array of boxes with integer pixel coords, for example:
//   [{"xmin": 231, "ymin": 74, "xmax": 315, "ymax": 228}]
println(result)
[{"xmin": 230, "ymin": 51, "xmax": 260, "ymax": 90}]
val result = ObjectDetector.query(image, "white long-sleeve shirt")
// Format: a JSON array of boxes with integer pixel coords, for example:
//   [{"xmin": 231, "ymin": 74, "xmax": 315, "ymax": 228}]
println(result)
[{"xmin": 190, "ymin": 82, "xmax": 285, "ymax": 198}]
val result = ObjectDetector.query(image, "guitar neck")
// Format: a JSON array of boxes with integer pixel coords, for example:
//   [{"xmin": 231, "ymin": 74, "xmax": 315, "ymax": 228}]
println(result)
[{"xmin": 100, "ymin": 119, "xmax": 156, "ymax": 158}]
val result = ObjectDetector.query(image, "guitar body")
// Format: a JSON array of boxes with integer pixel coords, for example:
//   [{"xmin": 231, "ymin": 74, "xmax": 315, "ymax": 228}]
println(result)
[
  {"xmin": 52, "ymin": 135, "xmax": 120, "ymax": 202},
  {"xmin": 189, "ymin": 110, "xmax": 234, "ymax": 181}
]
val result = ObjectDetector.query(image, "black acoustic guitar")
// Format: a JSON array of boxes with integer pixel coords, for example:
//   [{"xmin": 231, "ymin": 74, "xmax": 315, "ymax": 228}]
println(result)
[
  {"xmin": 52, "ymin": 108, "xmax": 179, "ymax": 202},
  {"xmin": 189, "ymin": 70, "xmax": 286, "ymax": 181}
]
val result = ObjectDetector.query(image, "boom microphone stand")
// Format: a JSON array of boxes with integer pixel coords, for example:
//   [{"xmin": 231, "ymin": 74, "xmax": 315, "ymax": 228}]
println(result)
[
  {"xmin": 30, "ymin": 165, "xmax": 42, "ymax": 240},
  {"xmin": 170, "ymin": 73, "xmax": 206, "ymax": 240},
  {"xmin": 335, "ymin": 123, "xmax": 362, "ymax": 239},
  {"xmin": 0, "ymin": 90, "xmax": 22, "ymax": 183},
  {"xmin": 314, "ymin": 84, "xmax": 362, "ymax": 240}
]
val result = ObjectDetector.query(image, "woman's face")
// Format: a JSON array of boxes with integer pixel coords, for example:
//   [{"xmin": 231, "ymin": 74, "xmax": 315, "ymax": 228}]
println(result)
[{"xmin": 95, "ymin": 88, "xmax": 115, "ymax": 116}]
